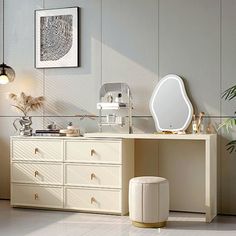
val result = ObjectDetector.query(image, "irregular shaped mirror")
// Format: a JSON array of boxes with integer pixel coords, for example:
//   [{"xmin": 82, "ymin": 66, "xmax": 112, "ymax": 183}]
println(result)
[{"xmin": 149, "ymin": 74, "xmax": 193, "ymax": 132}]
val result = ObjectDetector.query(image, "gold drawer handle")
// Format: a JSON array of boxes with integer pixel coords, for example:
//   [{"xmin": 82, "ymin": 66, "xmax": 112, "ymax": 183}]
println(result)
[
  {"xmin": 90, "ymin": 197, "xmax": 96, "ymax": 204},
  {"xmin": 34, "ymin": 193, "xmax": 39, "ymax": 200},
  {"xmin": 34, "ymin": 171, "xmax": 39, "ymax": 177},
  {"xmin": 90, "ymin": 149, "xmax": 95, "ymax": 156},
  {"xmin": 90, "ymin": 173, "xmax": 96, "ymax": 180},
  {"xmin": 34, "ymin": 148, "xmax": 39, "ymax": 154}
]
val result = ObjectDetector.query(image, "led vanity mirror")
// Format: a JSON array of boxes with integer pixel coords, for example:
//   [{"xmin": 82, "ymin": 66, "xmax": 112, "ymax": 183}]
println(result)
[{"xmin": 149, "ymin": 74, "xmax": 193, "ymax": 132}]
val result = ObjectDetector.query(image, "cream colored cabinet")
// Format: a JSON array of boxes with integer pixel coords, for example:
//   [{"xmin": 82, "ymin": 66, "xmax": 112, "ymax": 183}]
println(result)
[
  {"xmin": 10, "ymin": 137, "xmax": 134, "ymax": 215},
  {"xmin": 65, "ymin": 140, "xmax": 122, "ymax": 163},
  {"xmin": 64, "ymin": 187, "xmax": 121, "ymax": 213},
  {"xmin": 63, "ymin": 139, "xmax": 134, "ymax": 214}
]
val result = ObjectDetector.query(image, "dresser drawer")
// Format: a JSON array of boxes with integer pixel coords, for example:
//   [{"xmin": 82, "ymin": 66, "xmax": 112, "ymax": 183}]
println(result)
[
  {"xmin": 12, "ymin": 162, "xmax": 63, "ymax": 185},
  {"xmin": 12, "ymin": 140, "xmax": 63, "ymax": 161},
  {"xmin": 11, "ymin": 184, "xmax": 63, "ymax": 208},
  {"xmin": 65, "ymin": 164, "xmax": 121, "ymax": 188},
  {"xmin": 64, "ymin": 187, "xmax": 121, "ymax": 213},
  {"xmin": 65, "ymin": 140, "xmax": 121, "ymax": 163}
]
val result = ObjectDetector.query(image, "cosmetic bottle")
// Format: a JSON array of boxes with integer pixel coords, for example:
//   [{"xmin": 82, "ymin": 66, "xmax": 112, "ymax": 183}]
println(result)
[
  {"xmin": 192, "ymin": 115, "xmax": 198, "ymax": 134},
  {"xmin": 115, "ymin": 93, "xmax": 122, "ymax": 103}
]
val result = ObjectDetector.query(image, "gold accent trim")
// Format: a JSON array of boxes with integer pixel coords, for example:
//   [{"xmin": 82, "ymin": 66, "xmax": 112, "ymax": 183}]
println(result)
[
  {"xmin": 34, "ymin": 148, "xmax": 39, "ymax": 154},
  {"xmin": 132, "ymin": 221, "xmax": 166, "ymax": 228},
  {"xmin": 34, "ymin": 170, "xmax": 39, "ymax": 177},
  {"xmin": 90, "ymin": 173, "xmax": 96, "ymax": 180},
  {"xmin": 34, "ymin": 193, "xmax": 39, "ymax": 200},
  {"xmin": 90, "ymin": 149, "xmax": 95, "ymax": 156},
  {"xmin": 90, "ymin": 197, "xmax": 96, "ymax": 204}
]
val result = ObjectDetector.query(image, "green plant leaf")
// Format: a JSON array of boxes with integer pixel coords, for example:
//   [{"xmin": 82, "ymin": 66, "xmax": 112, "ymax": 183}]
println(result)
[
  {"xmin": 226, "ymin": 140, "xmax": 236, "ymax": 153},
  {"xmin": 218, "ymin": 118, "xmax": 236, "ymax": 133},
  {"xmin": 222, "ymin": 85, "xmax": 236, "ymax": 101}
]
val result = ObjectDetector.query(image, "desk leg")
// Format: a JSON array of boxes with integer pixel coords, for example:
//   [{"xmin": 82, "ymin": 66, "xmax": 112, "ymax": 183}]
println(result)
[{"xmin": 205, "ymin": 136, "xmax": 217, "ymax": 223}]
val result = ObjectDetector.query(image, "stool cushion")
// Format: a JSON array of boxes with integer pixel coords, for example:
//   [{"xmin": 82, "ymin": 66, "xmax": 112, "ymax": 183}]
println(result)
[{"xmin": 129, "ymin": 176, "xmax": 169, "ymax": 226}]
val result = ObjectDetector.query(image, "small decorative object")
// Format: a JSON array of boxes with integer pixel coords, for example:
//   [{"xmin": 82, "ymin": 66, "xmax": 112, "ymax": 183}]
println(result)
[
  {"xmin": 197, "ymin": 112, "xmax": 205, "ymax": 133},
  {"xmin": 9, "ymin": 92, "xmax": 45, "ymax": 136},
  {"xmin": 47, "ymin": 122, "xmax": 57, "ymax": 130},
  {"xmin": 13, "ymin": 116, "xmax": 33, "ymax": 136},
  {"xmin": 106, "ymin": 93, "xmax": 113, "ymax": 103},
  {"xmin": 192, "ymin": 112, "xmax": 205, "ymax": 134},
  {"xmin": 59, "ymin": 122, "xmax": 80, "ymax": 137},
  {"xmin": 149, "ymin": 74, "xmax": 193, "ymax": 132},
  {"xmin": 35, "ymin": 7, "xmax": 79, "ymax": 68},
  {"xmin": 192, "ymin": 114, "xmax": 198, "ymax": 134}
]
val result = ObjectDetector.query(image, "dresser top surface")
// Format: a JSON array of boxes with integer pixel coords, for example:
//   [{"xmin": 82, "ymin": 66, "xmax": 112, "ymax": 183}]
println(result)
[{"xmin": 11, "ymin": 132, "xmax": 217, "ymax": 141}]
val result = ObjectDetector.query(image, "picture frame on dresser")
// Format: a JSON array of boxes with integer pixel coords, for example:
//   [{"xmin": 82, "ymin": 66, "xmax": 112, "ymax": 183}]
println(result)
[{"xmin": 35, "ymin": 7, "xmax": 80, "ymax": 68}]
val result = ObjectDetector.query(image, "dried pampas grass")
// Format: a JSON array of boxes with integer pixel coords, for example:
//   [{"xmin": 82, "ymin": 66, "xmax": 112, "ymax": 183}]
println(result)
[{"xmin": 9, "ymin": 92, "xmax": 45, "ymax": 116}]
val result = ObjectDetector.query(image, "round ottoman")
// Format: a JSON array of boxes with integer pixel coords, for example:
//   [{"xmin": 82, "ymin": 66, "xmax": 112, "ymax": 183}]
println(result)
[{"xmin": 129, "ymin": 176, "xmax": 169, "ymax": 228}]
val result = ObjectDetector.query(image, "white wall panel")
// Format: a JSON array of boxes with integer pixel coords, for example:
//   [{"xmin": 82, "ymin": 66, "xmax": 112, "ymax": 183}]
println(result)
[
  {"xmin": 44, "ymin": 0, "xmax": 101, "ymax": 117},
  {"xmin": 102, "ymin": 0, "xmax": 158, "ymax": 115},
  {"xmin": 159, "ymin": 0, "xmax": 220, "ymax": 116}
]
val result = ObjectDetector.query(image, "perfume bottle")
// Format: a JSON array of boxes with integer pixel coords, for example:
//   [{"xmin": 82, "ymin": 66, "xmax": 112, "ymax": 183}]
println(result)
[
  {"xmin": 192, "ymin": 114, "xmax": 198, "ymax": 134},
  {"xmin": 115, "ymin": 93, "xmax": 122, "ymax": 103},
  {"xmin": 106, "ymin": 93, "xmax": 113, "ymax": 103}
]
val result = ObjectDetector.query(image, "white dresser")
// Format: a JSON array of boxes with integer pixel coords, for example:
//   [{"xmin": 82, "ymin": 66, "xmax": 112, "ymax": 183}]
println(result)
[{"xmin": 10, "ymin": 136, "xmax": 134, "ymax": 215}]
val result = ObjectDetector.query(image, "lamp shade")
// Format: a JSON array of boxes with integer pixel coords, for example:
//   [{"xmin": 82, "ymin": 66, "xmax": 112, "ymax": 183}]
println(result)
[{"xmin": 0, "ymin": 63, "xmax": 15, "ymax": 84}]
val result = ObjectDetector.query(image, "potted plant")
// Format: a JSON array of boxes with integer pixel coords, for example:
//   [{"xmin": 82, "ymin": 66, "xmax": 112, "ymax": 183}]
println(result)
[
  {"xmin": 218, "ymin": 85, "xmax": 236, "ymax": 153},
  {"xmin": 9, "ymin": 92, "xmax": 45, "ymax": 136}
]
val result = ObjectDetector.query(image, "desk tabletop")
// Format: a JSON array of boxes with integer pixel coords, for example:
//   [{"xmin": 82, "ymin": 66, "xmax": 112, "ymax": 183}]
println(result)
[{"xmin": 84, "ymin": 132, "xmax": 217, "ymax": 140}]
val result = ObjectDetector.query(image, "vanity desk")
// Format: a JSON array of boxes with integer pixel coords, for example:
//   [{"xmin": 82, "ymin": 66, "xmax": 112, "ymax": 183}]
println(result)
[
  {"xmin": 84, "ymin": 133, "xmax": 217, "ymax": 223},
  {"xmin": 10, "ymin": 133, "xmax": 217, "ymax": 223}
]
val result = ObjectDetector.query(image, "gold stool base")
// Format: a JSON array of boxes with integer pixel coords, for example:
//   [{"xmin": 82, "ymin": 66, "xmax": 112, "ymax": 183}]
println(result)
[{"xmin": 132, "ymin": 221, "xmax": 166, "ymax": 228}]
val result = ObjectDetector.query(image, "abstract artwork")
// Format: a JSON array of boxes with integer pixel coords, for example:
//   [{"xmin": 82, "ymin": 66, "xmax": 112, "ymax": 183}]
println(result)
[{"xmin": 35, "ymin": 7, "xmax": 79, "ymax": 68}]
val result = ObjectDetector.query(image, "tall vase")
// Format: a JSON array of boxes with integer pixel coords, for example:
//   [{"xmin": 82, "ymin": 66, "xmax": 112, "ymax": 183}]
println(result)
[{"xmin": 13, "ymin": 116, "xmax": 33, "ymax": 136}]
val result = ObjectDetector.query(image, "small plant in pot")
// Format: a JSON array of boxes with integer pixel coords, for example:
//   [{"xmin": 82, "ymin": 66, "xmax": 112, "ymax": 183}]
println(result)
[
  {"xmin": 218, "ymin": 85, "xmax": 236, "ymax": 153},
  {"xmin": 9, "ymin": 92, "xmax": 45, "ymax": 136}
]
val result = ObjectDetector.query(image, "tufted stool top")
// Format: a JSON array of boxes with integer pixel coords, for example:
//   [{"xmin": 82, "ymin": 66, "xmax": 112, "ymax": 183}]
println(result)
[{"xmin": 130, "ymin": 176, "xmax": 167, "ymax": 184}]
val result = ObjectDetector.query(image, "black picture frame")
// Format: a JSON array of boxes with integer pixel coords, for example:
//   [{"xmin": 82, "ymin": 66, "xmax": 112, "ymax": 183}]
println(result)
[{"xmin": 35, "ymin": 7, "xmax": 80, "ymax": 68}]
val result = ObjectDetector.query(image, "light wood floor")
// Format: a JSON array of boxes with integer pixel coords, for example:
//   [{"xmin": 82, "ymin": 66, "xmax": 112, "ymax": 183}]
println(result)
[{"xmin": 0, "ymin": 200, "xmax": 236, "ymax": 236}]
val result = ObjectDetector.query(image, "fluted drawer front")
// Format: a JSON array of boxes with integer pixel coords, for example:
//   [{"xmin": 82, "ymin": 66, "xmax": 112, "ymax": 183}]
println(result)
[
  {"xmin": 64, "ymin": 187, "xmax": 121, "ymax": 213},
  {"xmin": 12, "ymin": 163, "xmax": 63, "ymax": 185},
  {"xmin": 12, "ymin": 140, "xmax": 63, "ymax": 161},
  {"xmin": 11, "ymin": 184, "xmax": 63, "ymax": 208},
  {"xmin": 65, "ymin": 164, "xmax": 121, "ymax": 188},
  {"xmin": 65, "ymin": 140, "xmax": 121, "ymax": 163}
]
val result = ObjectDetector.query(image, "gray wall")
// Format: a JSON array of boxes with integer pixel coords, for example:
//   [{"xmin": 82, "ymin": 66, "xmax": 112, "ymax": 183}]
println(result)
[{"xmin": 0, "ymin": 0, "xmax": 235, "ymax": 214}]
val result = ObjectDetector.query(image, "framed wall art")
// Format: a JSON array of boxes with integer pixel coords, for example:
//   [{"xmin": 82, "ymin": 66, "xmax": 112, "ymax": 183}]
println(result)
[{"xmin": 35, "ymin": 7, "xmax": 79, "ymax": 68}]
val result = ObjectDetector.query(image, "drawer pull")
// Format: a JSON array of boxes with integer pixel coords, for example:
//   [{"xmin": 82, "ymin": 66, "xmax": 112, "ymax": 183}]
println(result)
[
  {"xmin": 34, "ymin": 148, "xmax": 39, "ymax": 154},
  {"xmin": 90, "ymin": 197, "xmax": 96, "ymax": 204},
  {"xmin": 34, "ymin": 193, "xmax": 39, "ymax": 200},
  {"xmin": 90, "ymin": 149, "xmax": 95, "ymax": 156},
  {"xmin": 34, "ymin": 171, "xmax": 39, "ymax": 177},
  {"xmin": 90, "ymin": 173, "xmax": 96, "ymax": 180}
]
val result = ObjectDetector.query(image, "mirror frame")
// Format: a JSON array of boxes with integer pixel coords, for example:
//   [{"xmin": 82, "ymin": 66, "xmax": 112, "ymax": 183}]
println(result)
[{"xmin": 149, "ymin": 74, "xmax": 193, "ymax": 132}]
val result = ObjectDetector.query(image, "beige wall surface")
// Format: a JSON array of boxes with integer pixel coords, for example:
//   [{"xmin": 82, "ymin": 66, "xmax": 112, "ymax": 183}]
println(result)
[{"xmin": 0, "ymin": 0, "xmax": 235, "ymax": 214}]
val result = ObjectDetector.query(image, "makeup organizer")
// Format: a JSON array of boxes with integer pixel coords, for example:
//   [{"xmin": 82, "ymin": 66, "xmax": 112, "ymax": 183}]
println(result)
[{"xmin": 97, "ymin": 83, "xmax": 133, "ymax": 133}]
